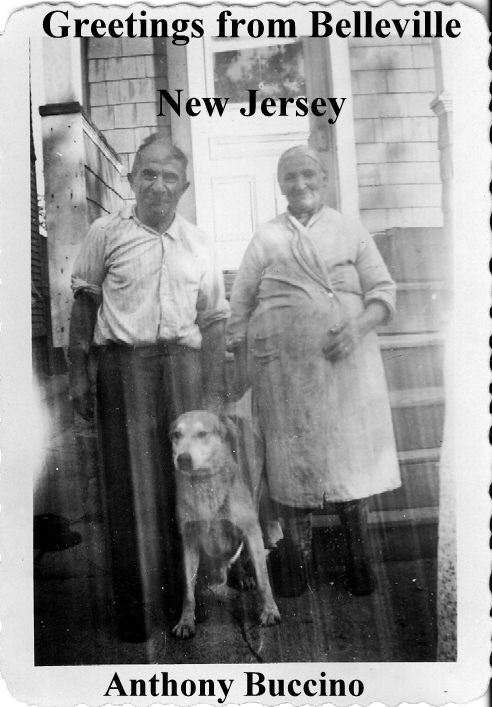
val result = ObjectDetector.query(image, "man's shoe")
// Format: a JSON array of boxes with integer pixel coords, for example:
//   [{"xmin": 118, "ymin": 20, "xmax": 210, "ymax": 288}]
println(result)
[
  {"xmin": 268, "ymin": 539, "xmax": 309, "ymax": 598},
  {"xmin": 344, "ymin": 559, "xmax": 376, "ymax": 596},
  {"xmin": 117, "ymin": 613, "xmax": 149, "ymax": 643},
  {"xmin": 337, "ymin": 500, "xmax": 376, "ymax": 596}
]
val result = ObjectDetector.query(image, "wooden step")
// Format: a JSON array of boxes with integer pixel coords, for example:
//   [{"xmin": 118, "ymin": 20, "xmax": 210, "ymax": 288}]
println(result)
[
  {"xmin": 389, "ymin": 386, "xmax": 445, "ymax": 407},
  {"xmin": 225, "ymin": 270, "xmax": 449, "ymax": 334},
  {"xmin": 397, "ymin": 447, "xmax": 440, "ymax": 463},
  {"xmin": 225, "ymin": 228, "xmax": 449, "ymax": 288},
  {"xmin": 379, "ymin": 281, "xmax": 450, "ymax": 334},
  {"xmin": 379, "ymin": 332, "xmax": 444, "ymax": 390},
  {"xmin": 374, "ymin": 227, "xmax": 449, "ymax": 282},
  {"xmin": 317, "ymin": 448, "xmax": 440, "ymax": 515},
  {"xmin": 390, "ymin": 387, "xmax": 445, "ymax": 452},
  {"xmin": 313, "ymin": 506, "xmax": 438, "ymax": 527},
  {"xmin": 379, "ymin": 332, "xmax": 444, "ymax": 348},
  {"xmin": 225, "ymin": 354, "xmax": 445, "ymax": 413},
  {"xmin": 312, "ymin": 517, "xmax": 438, "ymax": 562},
  {"xmin": 371, "ymin": 449, "xmax": 440, "ymax": 511},
  {"xmin": 313, "ymin": 506, "xmax": 439, "ymax": 562}
]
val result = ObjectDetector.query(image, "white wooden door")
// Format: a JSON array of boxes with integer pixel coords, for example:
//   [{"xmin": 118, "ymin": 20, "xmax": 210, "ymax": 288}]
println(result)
[{"xmin": 186, "ymin": 36, "xmax": 311, "ymax": 270}]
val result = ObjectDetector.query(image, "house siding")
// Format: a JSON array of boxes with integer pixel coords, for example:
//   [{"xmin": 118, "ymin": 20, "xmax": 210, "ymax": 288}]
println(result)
[
  {"xmin": 349, "ymin": 37, "xmax": 442, "ymax": 233},
  {"xmin": 87, "ymin": 38, "xmax": 171, "ymax": 200},
  {"xmin": 85, "ymin": 37, "xmax": 443, "ymax": 235},
  {"xmin": 33, "ymin": 35, "xmax": 448, "ymax": 530}
]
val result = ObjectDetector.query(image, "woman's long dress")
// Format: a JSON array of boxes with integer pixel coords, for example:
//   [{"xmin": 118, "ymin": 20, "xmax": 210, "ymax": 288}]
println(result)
[{"xmin": 226, "ymin": 206, "xmax": 401, "ymax": 508}]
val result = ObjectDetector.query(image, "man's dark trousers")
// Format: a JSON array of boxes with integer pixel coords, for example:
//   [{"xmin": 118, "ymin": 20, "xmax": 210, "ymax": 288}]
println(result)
[{"xmin": 97, "ymin": 342, "xmax": 203, "ymax": 635}]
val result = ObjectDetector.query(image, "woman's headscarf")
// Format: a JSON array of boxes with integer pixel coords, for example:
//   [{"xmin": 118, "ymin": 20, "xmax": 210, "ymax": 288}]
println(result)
[{"xmin": 277, "ymin": 145, "xmax": 325, "ymax": 179}]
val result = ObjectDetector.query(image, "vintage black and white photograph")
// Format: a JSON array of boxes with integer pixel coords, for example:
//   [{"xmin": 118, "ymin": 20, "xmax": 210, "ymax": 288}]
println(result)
[{"xmin": 0, "ymin": 1, "xmax": 489, "ymax": 704}]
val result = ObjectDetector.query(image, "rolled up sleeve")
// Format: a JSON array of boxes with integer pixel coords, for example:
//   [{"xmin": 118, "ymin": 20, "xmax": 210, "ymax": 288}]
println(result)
[
  {"xmin": 356, "ymin": 229, "xmax": 396, "ymax": 322},
  {"xmin": 71, "ymin": 221, "xmax": 107, "ymax": 304},
  {"xmin": 196, "ymin": 248, "xmax": 230, "ymax": 331}
]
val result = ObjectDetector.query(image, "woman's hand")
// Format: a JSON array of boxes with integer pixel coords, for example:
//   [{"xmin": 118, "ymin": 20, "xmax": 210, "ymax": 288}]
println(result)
[
  {"xmin": 322, "ymin": 319, "xmax": 362, "ymax": 361},
  {"xmin": 322, "ymin": 301, "xmax": 390, "ymax": 362}
]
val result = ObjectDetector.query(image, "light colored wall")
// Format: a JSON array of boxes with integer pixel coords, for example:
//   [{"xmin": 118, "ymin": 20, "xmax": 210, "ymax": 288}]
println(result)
[
  {"xmin": 85, "ymin": 36, "xmax": 443, "ymax": 233},
  {"xmin": 83, "ymin": 117, "xmax": 125, "ymax": 223},
  {"xmin": 37, "ymin": 38, "xmax": 127, "ymax": 347},
  {"xmin": 87, "ymin": 38, "xmax": 171, "ymax": 200},
  {"xmin": 349, "ymin": 37, "xmax": 442, "ymax": 234}
]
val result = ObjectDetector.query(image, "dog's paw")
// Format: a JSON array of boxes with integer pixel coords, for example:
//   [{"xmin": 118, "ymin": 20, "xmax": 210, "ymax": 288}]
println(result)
[
  {"xmin": 227, "ymin": 554, "xmax": 256, "ymax": 591},
  {"xmin": 228, "ymin": 565, "xmax": 257, "ymax": 591},
  {"xmin": 172, "ymin": 619, "xmax": 196, "ymax": 639},
  {"xmin": 259, "ymin": 604, "xmax": 281, "ymax": 627},
  {"xmin": 240, "ymin": 574, "xmax": 257, "ymax": 591}
]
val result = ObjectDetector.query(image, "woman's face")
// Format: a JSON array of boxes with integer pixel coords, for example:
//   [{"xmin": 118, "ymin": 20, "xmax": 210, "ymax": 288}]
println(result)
[{"xmin": 278, "ymin": 155, "xmax": 326, "ymax": 221}]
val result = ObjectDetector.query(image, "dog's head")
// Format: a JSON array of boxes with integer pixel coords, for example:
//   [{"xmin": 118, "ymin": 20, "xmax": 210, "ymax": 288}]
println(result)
[{"xmin": 170, "ymin": 411, "xmax": 234, "ymax": 478}]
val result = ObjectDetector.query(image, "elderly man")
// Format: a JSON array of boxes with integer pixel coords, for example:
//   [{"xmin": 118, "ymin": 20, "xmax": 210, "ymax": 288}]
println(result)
[
  {"xmin": 69, "ymin": 135, "xmax": 229, "ymax": 642},
  {"xmin": 226, "ymin": 145, "xmax": 401, "ymax": 597}
]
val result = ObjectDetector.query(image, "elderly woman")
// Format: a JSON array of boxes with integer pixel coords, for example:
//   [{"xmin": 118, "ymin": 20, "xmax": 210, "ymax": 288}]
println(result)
[{"xmin": 226, "ymin": 145, "xmax": 401, "ymax": 596}]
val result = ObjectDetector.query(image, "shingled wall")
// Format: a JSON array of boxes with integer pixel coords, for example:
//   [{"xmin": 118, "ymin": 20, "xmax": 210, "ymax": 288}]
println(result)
[
  {"xmin": 87, "ymin": 37, "xmax": 171, "ymax": 200},
  {"xmin": 349, "ymin": 37, "xmax": 442, "ymax": 234}
]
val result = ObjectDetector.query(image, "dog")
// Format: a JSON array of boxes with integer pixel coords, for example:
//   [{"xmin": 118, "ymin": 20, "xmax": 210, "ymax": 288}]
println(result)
[{"xmin": 169, "ymin": 410, "xmax": 280, "ymax": 639}]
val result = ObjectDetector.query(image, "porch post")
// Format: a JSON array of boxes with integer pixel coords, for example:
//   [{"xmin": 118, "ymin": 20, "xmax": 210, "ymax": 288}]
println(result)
[
  {"xmin": 430, "ymin": 40, "xmax": 453, "ymax": 287},
  {"xmin": 304, "ymin": 36, "xmax": 359, "ymax": 218},
  {"xmin": 166, "ymin": 42, "xmax": 196, "ymax": 225},
  {"xmin": 39, "ymin": 38, "xmax": 90, "ymax": 348},
  {"xmin": 430, "ymin": 37, "xmax": 456, "ymax": 662}
]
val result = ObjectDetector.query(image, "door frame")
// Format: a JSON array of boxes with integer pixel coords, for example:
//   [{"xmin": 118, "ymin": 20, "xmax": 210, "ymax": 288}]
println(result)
[{"xmin": 166, "ymin": 34, "xmax": 360, "ymax": 229}]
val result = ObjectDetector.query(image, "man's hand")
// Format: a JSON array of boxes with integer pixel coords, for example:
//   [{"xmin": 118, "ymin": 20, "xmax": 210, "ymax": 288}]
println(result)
[
  {"xmin": 68, "ymin": 292, "xmax": 99, "ymax": 420},
  {"xmin": 200, "ymin": 319, "xmax": 227, "ymax": 411},
  {"xmin": 203, "ymin": 394, "xmax": 225, "ymax": 417},
  {"xmin": 231, "ymin": 341, "xmax": 250, "ymax": 402},
  {"xmin": 69, "ymin": 370, "xmax": 95, "ymax": 420}
]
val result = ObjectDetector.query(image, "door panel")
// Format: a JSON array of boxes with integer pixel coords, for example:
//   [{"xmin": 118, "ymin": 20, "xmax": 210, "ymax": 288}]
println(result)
[
  {"xmin": 211, "ymin": 175, "xmax": 257, "ymax": 241},
  {"xmin": 187, "ymin": 36, "xmax": 311, "ymax": 269}
]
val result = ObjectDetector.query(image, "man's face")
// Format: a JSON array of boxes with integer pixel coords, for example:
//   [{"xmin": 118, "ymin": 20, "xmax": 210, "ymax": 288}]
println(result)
[
  {"xmin": 278, "ymin": 155, "xmax": 326, "ymax": 220},
  {"xmin": 130, "ymin": 144, "xmax": 190, "ymax": 229}
]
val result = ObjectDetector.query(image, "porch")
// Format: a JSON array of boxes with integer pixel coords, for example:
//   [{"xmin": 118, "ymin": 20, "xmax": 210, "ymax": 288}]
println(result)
[
  {"xmin": 34, "ymin": 421, "xmax": 437, "ymax": 664},
  {"xmin": 31, "ymin": 30, "xmax": 450, "ymax": 665}
]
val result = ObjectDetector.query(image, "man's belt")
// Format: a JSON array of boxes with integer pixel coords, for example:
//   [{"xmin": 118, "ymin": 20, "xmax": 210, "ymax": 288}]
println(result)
[{"xmin": 104, "ymin": 340, "xmax": 184, "ymax": 357}]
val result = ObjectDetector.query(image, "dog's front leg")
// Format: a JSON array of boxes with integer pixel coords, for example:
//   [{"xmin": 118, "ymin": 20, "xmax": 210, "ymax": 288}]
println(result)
[
  {"xmin": 172, "ymin": 538, "xmax": 200, "ymax": 639},
  {"xmin": 244, "ymin": 528, "xmax": 281, "ymax": 627}
]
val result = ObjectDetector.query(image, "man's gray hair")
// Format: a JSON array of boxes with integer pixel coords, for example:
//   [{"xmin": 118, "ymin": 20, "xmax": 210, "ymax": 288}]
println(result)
[{"xmin": 130, "ymin": 134, "xmax": 189, "ymax": 180}]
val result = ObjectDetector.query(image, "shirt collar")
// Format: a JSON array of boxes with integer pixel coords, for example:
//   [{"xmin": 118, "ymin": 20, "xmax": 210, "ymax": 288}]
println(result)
[
  {"xmin": 121, "ymin": 203, "xmax": 135, "ymax": 220},
  {"xmin": 165, "ymin": 213, "xmax": 181, "ymax": 240},
  {"xmin": 123, "ymin": 203, "xmax": 180, "ymax": 239},
  {"xmin": 286, "ymin": 205, "xmax": 327, "ymax": 232}
]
